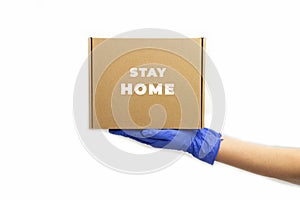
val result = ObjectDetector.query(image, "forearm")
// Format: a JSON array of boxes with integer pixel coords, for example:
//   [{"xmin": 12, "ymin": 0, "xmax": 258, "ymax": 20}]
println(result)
[{"xmin": 216, "ymin": 136, "xmax": 300, "ymax": 185}]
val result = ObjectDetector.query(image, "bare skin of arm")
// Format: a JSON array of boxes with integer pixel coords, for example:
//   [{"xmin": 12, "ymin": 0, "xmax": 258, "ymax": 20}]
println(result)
[{"xmin": 216, "ymin": 136, "xmax": 300, "ymax": 185}]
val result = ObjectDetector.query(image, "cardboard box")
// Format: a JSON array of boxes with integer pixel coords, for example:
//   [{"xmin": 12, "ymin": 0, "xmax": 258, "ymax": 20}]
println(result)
[{"xmin": 89, "ymin": 38, "xmax": 205, "ymax": 129}]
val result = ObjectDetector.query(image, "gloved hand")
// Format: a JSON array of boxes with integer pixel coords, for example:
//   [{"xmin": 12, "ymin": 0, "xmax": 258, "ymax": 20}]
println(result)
[{"xmin": 109, "ymin": 128, "xmax": 222, "ymax": 165}]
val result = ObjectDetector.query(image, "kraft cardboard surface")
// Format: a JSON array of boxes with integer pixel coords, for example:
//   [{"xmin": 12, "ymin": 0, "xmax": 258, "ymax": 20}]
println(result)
[{"xmin": 89, "ymin": 38, "xmax": 205, "ymax": 129}]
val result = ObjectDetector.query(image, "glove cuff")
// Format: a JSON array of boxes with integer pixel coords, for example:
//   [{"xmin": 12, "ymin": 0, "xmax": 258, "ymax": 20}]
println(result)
[{"xmin": 187, "ymin": 128, "xmax": 222, "ymax": 165}]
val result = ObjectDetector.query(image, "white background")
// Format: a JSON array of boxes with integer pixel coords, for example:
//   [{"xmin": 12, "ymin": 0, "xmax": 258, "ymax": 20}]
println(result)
[{"xmin": 0, "ymin": 0, "xmax": 299, "ymax": 199}]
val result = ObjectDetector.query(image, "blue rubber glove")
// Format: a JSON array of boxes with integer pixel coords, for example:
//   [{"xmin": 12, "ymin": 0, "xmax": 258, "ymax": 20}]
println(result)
[{"xmin": 109, "ymin": 128, "xmax": 222, "ymax": 165}]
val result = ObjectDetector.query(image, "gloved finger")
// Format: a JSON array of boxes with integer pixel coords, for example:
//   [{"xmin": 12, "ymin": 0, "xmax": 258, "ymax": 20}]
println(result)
[
  {"xmin": 109, "ymin": 129, "xmax": 128, "ymax": 137},
  {"xmin": 108, "ymin": 129, "xmax": 159, "ymax": 145},
  {"xmin": 109, "ymin": 129, "xmax": 145, "ymax": 138}
]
